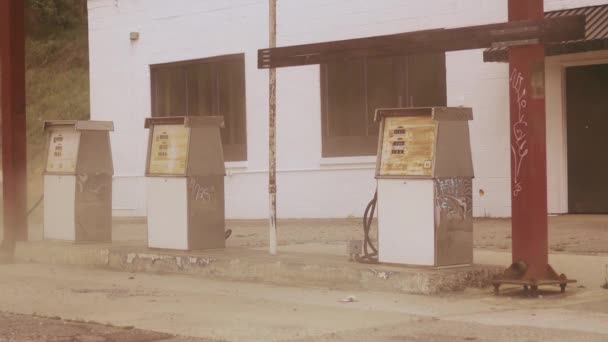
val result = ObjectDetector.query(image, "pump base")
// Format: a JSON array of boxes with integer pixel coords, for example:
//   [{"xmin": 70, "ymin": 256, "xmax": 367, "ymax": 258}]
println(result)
[{"xmin": 492, "ymin": 263, "xmax": 576, "ymax": 296}]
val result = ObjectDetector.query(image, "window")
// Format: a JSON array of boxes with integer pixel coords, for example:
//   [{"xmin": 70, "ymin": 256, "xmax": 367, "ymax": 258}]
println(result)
[
  {"xmin": 151, "ymin": 54, "xmax": 247, "ymax": 161},
  {"xmin": 321, "ymin": 53, "xmax": 447, "ymax": 157}
]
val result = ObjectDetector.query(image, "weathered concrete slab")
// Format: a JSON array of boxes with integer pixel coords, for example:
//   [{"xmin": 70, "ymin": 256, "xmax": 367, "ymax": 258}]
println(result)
[
  {"xmin": 13, "ymin": 216, "xmax": 607, "ymax": 295},
  {"xmin": 14, "ymin": 240, "xmax": 502, "ymax": 295}
]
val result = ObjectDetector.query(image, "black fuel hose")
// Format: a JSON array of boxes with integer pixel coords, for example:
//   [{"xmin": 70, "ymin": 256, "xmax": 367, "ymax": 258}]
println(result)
[
  {"xmin": 27, "ymin": 195, "xmax": 44, "ymax": 216},
  {"xmin": 355, "ymin": 189, "xmax": 379, "ymax": 264}
]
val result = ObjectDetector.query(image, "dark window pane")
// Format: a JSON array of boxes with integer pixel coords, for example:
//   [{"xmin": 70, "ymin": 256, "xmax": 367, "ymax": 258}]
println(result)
[
  {"xmin": 218, "ymin": 62, "xmax": 234, "ymax": 146},
  {"xmin": 151, "ymin": 54, "xmax": 247, "ymax": 161},
  {"xmin": 186, "ymin": 63, "xmax": 214, "ymax": 117},
  {"xmin": 325, "ymin": 59, "xmax": 366, "ymax": 137},
  {"xmin": 153, "ymin": 66, "xmax": 186, "ymax": 117},
  {"xmin": 366, "ymin": 57, "xmax": 399, "ymax": 135},
  {"xmin": 216, "ymin": 60, "xmax": 247, "ymax": 151},
  {"xmin": 321, "ymin": 53, "xmax": 446, "ymax": 158},
  {"xmin": 407, "ymin": 53, "xmax": 447, "ymax": 107}
]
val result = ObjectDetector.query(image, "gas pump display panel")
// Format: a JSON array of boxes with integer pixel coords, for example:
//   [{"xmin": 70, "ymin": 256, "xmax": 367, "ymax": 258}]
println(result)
[
  {"xmin": 148, "ymin": 125, "xmax": 190, "ymax": 175},
  {"xmin": 46, "ymin": 129, "xmax": 81, "ymax": 174},
  {"xmin": 379, "ymin": 117, "xmax": 436, "ymax": 177}
]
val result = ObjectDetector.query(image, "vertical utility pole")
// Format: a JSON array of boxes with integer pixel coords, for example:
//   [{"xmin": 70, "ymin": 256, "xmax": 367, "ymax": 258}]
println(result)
[
  {"xmin": 494, "ymin": 0, "xmax": 574, "ymax": 294},
  {"xmin": 0, "ymin": 0, "xmax": 28, "ymax": 253},
  {"xmin": 268, "ymin": 0, "xmax": 278, "ymax": 255}
]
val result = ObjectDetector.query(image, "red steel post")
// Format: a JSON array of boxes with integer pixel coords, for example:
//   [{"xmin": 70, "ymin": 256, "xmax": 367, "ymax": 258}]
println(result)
[
  {"xmin": 0, "ymin": 0, "xmax": 28, "ymax": 251},
  {"xmin": 508, "ymin": 0, "xmax": 548, "ymax": 280}
]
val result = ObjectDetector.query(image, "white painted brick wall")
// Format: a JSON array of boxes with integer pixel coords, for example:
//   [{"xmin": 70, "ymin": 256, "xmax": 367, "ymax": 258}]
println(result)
[{"xmin": 87, "ymin": 0, "xmax": 607, "ymax": 218}]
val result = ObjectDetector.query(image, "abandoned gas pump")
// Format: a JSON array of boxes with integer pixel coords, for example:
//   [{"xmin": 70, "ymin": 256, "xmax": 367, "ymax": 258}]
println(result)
[
  {"xmin": 144, "ymin": 116, "xmax": 227, "ymax": 251},
  {"xmin": 43, "ymin": 120, "xmax": 114, "ymax": 242},
  {"xmin": 360, "ymin": 107, "xmax": 474, "ymax": 267}
]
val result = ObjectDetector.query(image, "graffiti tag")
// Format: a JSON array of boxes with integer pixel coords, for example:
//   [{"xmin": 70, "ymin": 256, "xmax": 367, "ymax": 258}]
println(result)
[
  {"xmin": 510, "ymin": 68, "xmax": 529, "ymax": 197},
  {"xmin": 188, "ymin": 178, "xmax": 215, "ymax": 202}
]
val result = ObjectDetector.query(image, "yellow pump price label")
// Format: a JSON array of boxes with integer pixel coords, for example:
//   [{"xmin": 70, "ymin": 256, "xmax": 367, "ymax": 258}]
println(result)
[
  {"xmin": 148, "ymin": 125, "xmax": 190, "ymax": 175},
  {"xmin": 46, "ymin": 130, "xmax": 80, "ymax": 173},
  {"xmin": 379, "ymin": 117, "xmax": 436, "ymax": 177}
]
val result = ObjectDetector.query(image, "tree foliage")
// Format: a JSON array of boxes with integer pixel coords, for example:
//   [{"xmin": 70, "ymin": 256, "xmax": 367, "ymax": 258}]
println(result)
[{"xmin": 26, "ymin": 0, "xmax": 87, "ymax": 36}]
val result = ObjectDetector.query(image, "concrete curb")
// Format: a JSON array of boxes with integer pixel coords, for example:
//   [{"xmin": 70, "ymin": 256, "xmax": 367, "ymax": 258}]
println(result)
[
  {"xmin": 109, "ymin": 250, "xmax": 503, "ymax": 294},
  {"xmin": 14, "ymin": 242, "xmax": 503, "ymax": 295}
]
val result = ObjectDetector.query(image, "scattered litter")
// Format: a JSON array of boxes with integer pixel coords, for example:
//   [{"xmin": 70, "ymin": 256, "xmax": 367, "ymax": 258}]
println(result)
[{"xmin": 339, "ymin": 295, "xmax": 358, "ymax": 303}]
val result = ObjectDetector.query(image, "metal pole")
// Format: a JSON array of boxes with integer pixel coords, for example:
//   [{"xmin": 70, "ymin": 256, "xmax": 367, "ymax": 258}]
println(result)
[
  {"xmin": 508, "ymin": 0, "xmax": 548, "ymax": 280},
  {"xmin": 268, "ymin": 0, "xmax": 278, "ymax": 255},
  {"xmin": 0, "ymin": 0, "xmax": 28, "ymax": 254}
]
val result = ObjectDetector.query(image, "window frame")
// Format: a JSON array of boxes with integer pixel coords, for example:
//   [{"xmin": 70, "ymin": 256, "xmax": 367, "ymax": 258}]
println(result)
[
  {"xmin": 320, "ymin": 54, "xmax": 446, "ymax": 158},
  {"xmin": 149, "ymin": 53, "xmax": 247, "ymax": 162}
]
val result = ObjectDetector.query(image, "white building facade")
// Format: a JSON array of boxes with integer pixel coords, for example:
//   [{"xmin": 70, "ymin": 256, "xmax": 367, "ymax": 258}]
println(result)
[{"xmin": 87, "ymin": 0, "xmax": 608, "ymax": 219}]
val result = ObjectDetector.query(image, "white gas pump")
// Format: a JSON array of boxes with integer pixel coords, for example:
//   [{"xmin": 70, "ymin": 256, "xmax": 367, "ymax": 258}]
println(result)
[
  {"xmin": 359, "ymin": 107, "xmax": 474, "ymax": 267},
  {"xmin": 144, "ymin": 116, "xmax": 228, "ymax": 251},
  {"xmin": 43, "ymin": 120, "xmax": 114, "ymax": 242}
]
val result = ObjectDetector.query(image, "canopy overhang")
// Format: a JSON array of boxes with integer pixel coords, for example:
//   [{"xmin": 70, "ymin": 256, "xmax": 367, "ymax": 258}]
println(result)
[
  {"xmin": 484, "ymin": 5, "xmax": 608, "ymax": 62},
  {"xmin": 258, "ymin": 15, "xmax": 585, "ymax": 69}
]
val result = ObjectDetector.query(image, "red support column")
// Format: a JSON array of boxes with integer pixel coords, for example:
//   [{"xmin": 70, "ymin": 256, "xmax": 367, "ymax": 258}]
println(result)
[
  {"xmin": 495, "ymin": 0, "xmax": 575, "ymax": 294},
  {"xmin": 508, "ymin": 0, "xmax": 547, "ymax": 280},
  {"xmin": 0, "ymin": 0, "xmax": 28, "ymax": 253}
]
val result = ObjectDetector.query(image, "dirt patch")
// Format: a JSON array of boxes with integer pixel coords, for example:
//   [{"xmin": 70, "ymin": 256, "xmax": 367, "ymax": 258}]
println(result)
[{"xmin": 0, "ymin": 311, "xmax": 214, "ymax": 341}]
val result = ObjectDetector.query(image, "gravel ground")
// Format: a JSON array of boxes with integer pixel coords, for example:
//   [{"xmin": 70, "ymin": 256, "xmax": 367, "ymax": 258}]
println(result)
[
  {"xmin": 473, "ymin": 215, "xmax": 608, "ymax": 255},
  {"xmin": 4, "ymin": 214, "xmax": 608, "ymax": 255},
  {"xmin": 223, "ymin": 216, "xmax": 608, "ymax": 255},
  {"xmin": 0, "ymin": 312, "xmax": 211, "ymax": 342}
]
